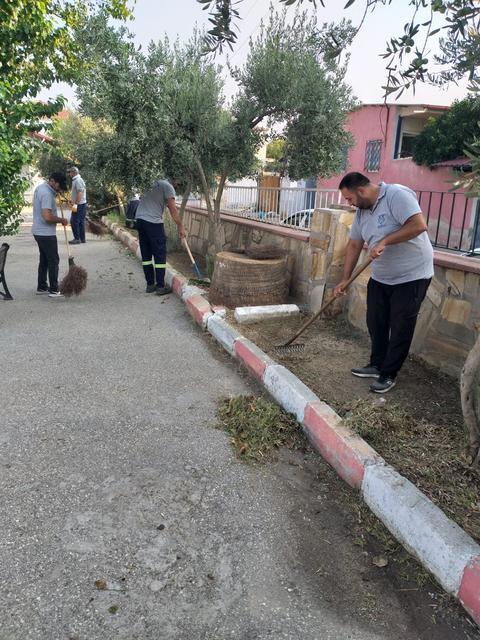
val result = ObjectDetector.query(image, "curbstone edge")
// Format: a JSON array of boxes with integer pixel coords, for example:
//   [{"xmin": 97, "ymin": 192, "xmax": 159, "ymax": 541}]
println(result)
[
  {"xmin": 303, "ymin": 402, "xmax": 382, "ymax": 490},
  {"xmin": 234, "ymin": 337, "xmax": 276, "ymax": 381},
  {"xmin": 263, "ymin": 364, "xmax": 319, "ymax": 423},
  {"xmin": 362, "ymin": 464, "xmax": 480, "ymax": 595}
]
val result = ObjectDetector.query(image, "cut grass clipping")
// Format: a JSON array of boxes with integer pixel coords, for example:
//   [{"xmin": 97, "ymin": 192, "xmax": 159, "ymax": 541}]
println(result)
[{"xmin": 217, "ymin": 395, "xmax": 307, "ymax": 463}]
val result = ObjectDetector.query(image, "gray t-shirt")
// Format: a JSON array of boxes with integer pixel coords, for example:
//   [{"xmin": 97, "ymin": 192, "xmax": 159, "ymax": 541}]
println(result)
[
  {"xmin": 32, "ymin": 182, "xmax": 58, "ymax": 236},
  {"xmin": 136, "ymin": 180, "xmax": 176, "ymax": 224},
  {"xmin": 71, "ymin": 174, "xmax": 87, "ymax": 205},
  {"xmin": 349, "ymin": 182, "xmax": 434, "ymax": 285}
]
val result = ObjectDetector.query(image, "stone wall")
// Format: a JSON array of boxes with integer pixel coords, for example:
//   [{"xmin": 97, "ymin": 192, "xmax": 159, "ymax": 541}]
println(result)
[
  {"xmin": 345, "ymin": 241, "xmax": 480, "ymax": 378},
  {"xmin": 183, "ymin": 205, "xmax": 480, "ymax": 376}
]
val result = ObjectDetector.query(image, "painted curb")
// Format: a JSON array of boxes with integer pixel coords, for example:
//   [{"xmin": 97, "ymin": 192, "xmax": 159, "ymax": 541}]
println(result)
[
  {"xmin": 181, "ymin": 284, "xmax": 205, "ymax": 301},
  {"xmin": 206, "ymin": 315, "xmax": 243, "ymax": 356},
  {"xmin": 303, "ymin": 402, "xmax": 382, "ymax": 490},
  {"xmin": 362, "ymin": 464, "xmax": 480, "ymax": 595},
  {"xmin": 459, "ymin": 556, "xmax": 480, "ymax": 623},
  {"xmin": 105, "ymin": 218, "xmax": 480, "ymax": 626},
  {"xmin": 234, "ymin": 337, "xmax": 276, "ymax": 381},
  {"xmin": 185, "ymin": 294, "xmax": 213, "ymax": 329},
  {"xmin": 234, "ymin": 304, "xmax": 301, "ymax": 324},
  {"xmin": 263, "ymin": 364, "xmax": 319, "ymax": 423}
]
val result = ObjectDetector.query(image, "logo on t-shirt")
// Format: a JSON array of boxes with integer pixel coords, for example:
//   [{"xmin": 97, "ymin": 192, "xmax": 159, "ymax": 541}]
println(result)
[{"xmin": 377, "ymin": 213, "xmax": 386, "ymax": 228}]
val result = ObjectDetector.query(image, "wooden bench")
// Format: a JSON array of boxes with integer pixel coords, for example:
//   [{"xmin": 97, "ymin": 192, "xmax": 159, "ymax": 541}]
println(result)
[{"xmin": 0, "ymin": 243, "xmax": 13, "ymax": 300}]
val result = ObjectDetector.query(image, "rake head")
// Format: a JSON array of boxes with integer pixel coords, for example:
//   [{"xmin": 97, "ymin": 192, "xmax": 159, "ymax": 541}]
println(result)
[{"xmin": 274, "ymin": 343, "xmax": 305, "ymax": 355}]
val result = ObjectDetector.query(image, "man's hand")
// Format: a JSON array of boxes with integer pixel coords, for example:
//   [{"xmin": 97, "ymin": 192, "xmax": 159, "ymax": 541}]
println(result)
[
  {"xmin": 370, "ymin": 241, "xmax": 386, "ymax": 259},
  {"xmin": 334, "ymin": 280, "xmax": 349, "ymax": 297},
  {"xmin": 177, "ymin": 223, "xmax": 186, "ymax": 239},
  {"xmin": 60, "ymin": 217, "xmax": 68, "ymax": 226}
]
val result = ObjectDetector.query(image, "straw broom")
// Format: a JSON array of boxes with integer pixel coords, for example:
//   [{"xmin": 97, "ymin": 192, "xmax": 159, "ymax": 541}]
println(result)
[{"xmin": 59, "ymin": 203, "xmax": 88, "ymax": 297}]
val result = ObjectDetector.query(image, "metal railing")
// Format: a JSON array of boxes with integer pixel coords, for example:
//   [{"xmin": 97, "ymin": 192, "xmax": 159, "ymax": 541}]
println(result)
[
  {"xmin": 182, "ymin": 185, "xmax": 341, "ymax": 229},
  {"xmin": 181, "ymin": 184, "xmax": 479, "ymax": 253},
  {"xmin": 416, "ymin": 190, "xmax": 479, "ymax": 254}
]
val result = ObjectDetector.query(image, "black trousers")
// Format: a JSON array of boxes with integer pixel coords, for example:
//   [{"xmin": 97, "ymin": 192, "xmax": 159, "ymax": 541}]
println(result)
[
  {"xmin": 136, "ymin": 219, "xmax": 167, "ymax": 286},
  {"xmin": 34, "ymin": 235, "xmax": 60, "ymax": 292},
  {"xmin": 367, "ymin": 277, "xmax": 431, "ymax": 379}
]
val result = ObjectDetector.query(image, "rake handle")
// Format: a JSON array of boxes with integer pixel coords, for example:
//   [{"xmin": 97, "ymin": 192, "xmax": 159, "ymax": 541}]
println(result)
[
  {"xmin": 282, "ymin": 256, "xmax": 373, "ymax": 347},
  {"xmin": 182, "ymin": 237, "xmax": 196, "ymax": 266}
]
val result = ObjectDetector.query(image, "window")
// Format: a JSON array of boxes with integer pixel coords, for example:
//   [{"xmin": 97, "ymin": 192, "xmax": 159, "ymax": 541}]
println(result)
[
  {"xmin": 364, "ymin": 140, "xmax": 382, "ymax": 172},
  {"xmin": 398, "ymin": 133, "xmax": 417, "ymax": 158}
]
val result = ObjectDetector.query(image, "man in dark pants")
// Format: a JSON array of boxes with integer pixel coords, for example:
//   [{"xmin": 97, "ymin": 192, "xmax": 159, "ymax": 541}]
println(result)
[
  {"xmin": 334, "ymin": 172, "xmax": 434, "ymax": 393},
  {"xmin": 135, "ymin": 179, "xmax": 186, "ymax": 295},
  {"xmin": 32, "ymin": 172, "xmax": 68, "ymax": 298},
  {"xmin": 67, "ymin": 166, "xmax": 87, "ymax": 244}
]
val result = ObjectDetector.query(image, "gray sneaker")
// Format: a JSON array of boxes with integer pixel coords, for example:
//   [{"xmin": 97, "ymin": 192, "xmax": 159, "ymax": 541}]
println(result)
[
  {"xmin": 155, "ymin": 286, "xmax": 172, "ymax": 296},
  {"xmin": 370, "ymin": 376, "xmax": 396, "ymax": 393},
  {"xmin": 48, "ymin": 291, "xmax": 65, "ymax": 299},
  {"xmin": 36, "ymin": 289, "xmax": 49, "ymax": 295},
  {"xmin": 145, "ymin": 284, "xmax": 156, "ymax": 293},
  {"xmin": 351, "ymin": 365, "xmax": 380, "ymax": 378}
]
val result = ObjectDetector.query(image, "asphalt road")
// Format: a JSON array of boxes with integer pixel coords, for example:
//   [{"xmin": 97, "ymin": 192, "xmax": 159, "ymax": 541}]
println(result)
[{"xmin": 0, "ymin": 227, "xmax": 477, "ymax": 640}]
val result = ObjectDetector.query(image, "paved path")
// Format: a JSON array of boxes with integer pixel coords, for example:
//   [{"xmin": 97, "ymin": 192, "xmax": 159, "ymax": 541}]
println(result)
[{"xmin": 0, "ymin": 228, "xmax": 477, "ymax": 640}]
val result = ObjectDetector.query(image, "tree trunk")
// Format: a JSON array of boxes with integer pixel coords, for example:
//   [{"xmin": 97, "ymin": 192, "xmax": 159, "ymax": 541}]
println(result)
[
  {"xmin": 179, "ymin": 184, "xmax": 191, "ymax": 222},
  {"xmin": 460, "ymin": 330, "xmax": 480, "ymax": 466},
  {"xmin": 114, "ymin": 189, "xmax": 125, "ymax": 219},
  {"xmin": 194, "ymin": 157, "xmax": 216, "ymax": 254}
]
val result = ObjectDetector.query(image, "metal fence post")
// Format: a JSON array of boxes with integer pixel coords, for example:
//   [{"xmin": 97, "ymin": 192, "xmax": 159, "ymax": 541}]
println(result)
[{"xmin": 467, "ymin": 199, "xmax": 480, "ymax": 256}]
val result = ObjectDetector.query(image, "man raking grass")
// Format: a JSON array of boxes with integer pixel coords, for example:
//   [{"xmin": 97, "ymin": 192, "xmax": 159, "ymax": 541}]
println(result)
[{"xmin": 334, "ymin": 172, "xmax": 434, "ymax": 394}]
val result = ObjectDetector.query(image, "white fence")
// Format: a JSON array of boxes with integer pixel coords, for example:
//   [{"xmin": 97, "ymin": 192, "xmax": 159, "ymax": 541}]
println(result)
[{"xmin": 181, "ymin": 185, "xmax": 341, "ymax": 229}]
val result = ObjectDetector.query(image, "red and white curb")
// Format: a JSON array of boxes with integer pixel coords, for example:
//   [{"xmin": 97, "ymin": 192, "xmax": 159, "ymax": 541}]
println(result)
[{"xmin": 104, "ymin": 218, "xmax": 480, "ymax": 626}]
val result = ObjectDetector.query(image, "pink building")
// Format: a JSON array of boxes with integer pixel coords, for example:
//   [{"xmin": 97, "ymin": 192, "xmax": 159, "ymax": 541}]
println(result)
[{"xmin": 318, "ymin": 104, "xmax": 478, "ymax": 252}]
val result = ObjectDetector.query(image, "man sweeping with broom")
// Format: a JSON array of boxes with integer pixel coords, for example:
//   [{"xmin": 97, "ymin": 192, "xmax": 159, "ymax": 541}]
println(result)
[{"xmin": 32, "ymin": 172, "xmax": 69, "ymax": 298}]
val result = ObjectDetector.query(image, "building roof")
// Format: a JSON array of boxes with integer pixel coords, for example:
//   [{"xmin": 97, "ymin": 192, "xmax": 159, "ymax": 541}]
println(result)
[
  {"xmin": 358, "ymin": 103, "xmax": 449, "ymax": 111},
  {"xmin": 432, "ymin": 157, "xmax": 472, "ymax": 169}
]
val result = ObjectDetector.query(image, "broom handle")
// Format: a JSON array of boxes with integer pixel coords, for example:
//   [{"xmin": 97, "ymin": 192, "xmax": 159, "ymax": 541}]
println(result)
[
  {"xmin": 59, "ymin": 202, "xmax": 71, "ymax": 261},
  {"xmin": 183, "ymin": 238, "xmax": 196, "ymax": 266},
  {"xmin": 283, "ymin": 255, "xmax": 373, "ymax": 347}
]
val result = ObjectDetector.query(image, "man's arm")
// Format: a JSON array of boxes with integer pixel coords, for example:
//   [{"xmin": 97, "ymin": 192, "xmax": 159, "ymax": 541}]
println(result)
[
  {"xmin": 370, "ymin": 213, "xmax": 427, "ymax": 259},
  {"xmin": 334, "ymin": 238, "xmax": 364, "ymax": 297},
  {"xmin": 41, "ymin": 208, "xmax": 68, "ymax": 225},
  {"xmin": 166, "ymin": 198, "xmax": 186, "ymax": 239},
  {"xmin": 74, "ymin": 189, "xmax": 84, "ymax": 205}
]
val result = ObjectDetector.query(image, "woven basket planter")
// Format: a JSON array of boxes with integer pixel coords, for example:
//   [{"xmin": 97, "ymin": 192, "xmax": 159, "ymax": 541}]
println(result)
[{"xmin": 209, "ymin": 251, "xmax": 289, "ymax": 308}]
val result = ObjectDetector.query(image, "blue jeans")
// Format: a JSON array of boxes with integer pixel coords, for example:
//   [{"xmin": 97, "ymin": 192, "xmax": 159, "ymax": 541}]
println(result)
[{"xmin": 71, "ymin": 203, "xmax": 87, "ymax": 242}]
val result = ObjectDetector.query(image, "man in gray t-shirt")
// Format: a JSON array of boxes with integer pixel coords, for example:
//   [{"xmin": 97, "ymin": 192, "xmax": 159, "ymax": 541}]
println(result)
[
  {"xmin": 135, "ymin": 180, "xmax": 186, "ymax": 295},
  {"xmin": 32, "ymin": 172, "xmax": 68, "ymax": 297},
  {"xmin": 334, "ymin": 172, "xmax": 433, "ymax": 393}
]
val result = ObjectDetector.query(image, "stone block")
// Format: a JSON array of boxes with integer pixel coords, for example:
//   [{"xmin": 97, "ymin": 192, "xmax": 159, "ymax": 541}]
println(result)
[
  {"xmin": 446, "ymin": 269, "xmax": 465, "ymax": 296},
  {"xmin": 441, "ymin": 298, "xmax": 472, "ymax": 325},
  {"xmin": 309, "ymin": 233, "xmax": 330, "ymax": 251},
  {"xmin": 206, "ymin": 316, "xmax": 243, "ymax": 356},
  {"xmin": 427, "ymin": 277, "xmax": 444, "ymax": 308},
  {"xmin": 348, "ymin": 285, "xmax": 367, "ymax": 331},
  {"xmin": 362, "ymin": 464, "xmax": 480, "ymax": 595},
  {"xmin": 311, "ymin": 209, "xmax": 332, "ymax": 235},
  {"xmin": 339, "ymin": 211, "xmax": 355, "ymax": 228},
  {"xmin": 331, "ymin": 224, "xmax": 351, "ymax": 266},
  {"xmin": 310, "ymin": 252, "xmax": 328, "ymax": 281},
  {"xmin": 234, "ymin": 304, "xmax": 301, "ymax": 324},
  {"xmin": 263, "ymin": 364, "xmax": 320, "ymax": 423},
  {"xmin": 465, "ymin": 273, "xmax": 480, "ymax": 300},
  {"xmin": 309, "ymin": 283, "xmax": 326, "ymax": 314},
  {"xmin": 459, "ymin": 555, "xmax": 480, "ymax": 625},
  {"xmin": 303, "ymin": 402, "xmax": 383, "ymax": 489}
]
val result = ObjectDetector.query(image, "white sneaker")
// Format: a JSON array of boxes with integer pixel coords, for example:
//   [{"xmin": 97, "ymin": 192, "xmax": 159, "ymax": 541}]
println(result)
[{"xmin": 48, "ymin": 291, "xmax": 65, "ymax": 299}]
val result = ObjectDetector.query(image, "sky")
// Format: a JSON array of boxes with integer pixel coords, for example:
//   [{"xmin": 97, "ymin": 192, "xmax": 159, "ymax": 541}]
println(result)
[{"xmin": 41, "ymin": 0, "xmax": 468, "ymax": 108}]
